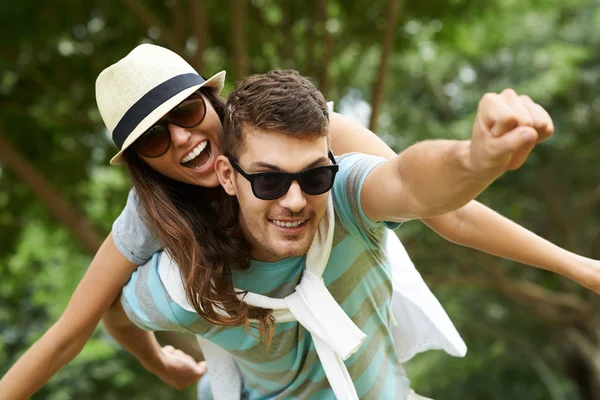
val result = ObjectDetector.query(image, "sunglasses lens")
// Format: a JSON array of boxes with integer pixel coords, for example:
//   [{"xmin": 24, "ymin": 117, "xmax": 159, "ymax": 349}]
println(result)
[
  {"xmin": 300, "ymin": 167, "xmax": 336, "ymax": 195},
  {"xmin": 171, "ymin": 94, "xmax": 206, "ymax": 128},
  {"xmin": 134, "ymin": 125, "xmax": 171, "ymax": 157},
  {"xmin": 253, "ymin": 174, "xmax": 290, "ymax": 200}
]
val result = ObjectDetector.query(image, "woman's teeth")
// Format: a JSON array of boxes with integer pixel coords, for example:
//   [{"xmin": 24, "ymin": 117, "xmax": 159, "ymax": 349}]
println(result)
[
  {"xmin": 272, "ymin": 220, "xmax": 306, "ymax": 228},
  {"xmin": 181, "ymin": 141, "xmax": 208, "ymax": 164}
]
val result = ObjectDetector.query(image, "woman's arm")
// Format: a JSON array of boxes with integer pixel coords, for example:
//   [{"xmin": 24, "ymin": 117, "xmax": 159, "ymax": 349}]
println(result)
[
  {"xmin": 103, "ymin": 298, "xmax": 206, "ymax": 390},
  {"xmin": 0, "ymin": 233, "xmax": 138, "ymax": 400},
  {"xmin": 329, "ymin": 112, "xmax": 397, "ymax": 159},
  {"xmin": 329, "ymin": 112, "xmax": 600, "ymax": 291},
  {"xmin": 422, "ymin": 201, "xmax": 600, "ymax": 293}
]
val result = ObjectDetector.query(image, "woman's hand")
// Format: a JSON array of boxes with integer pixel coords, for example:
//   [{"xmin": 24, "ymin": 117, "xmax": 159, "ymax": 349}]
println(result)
[
  {"xmin": 576, "ymin": 259, "xmax": 600, "ymax": 294},
  {"xmin": 149, "ymin": 345, "xmax": 207, "ymax": 390}
]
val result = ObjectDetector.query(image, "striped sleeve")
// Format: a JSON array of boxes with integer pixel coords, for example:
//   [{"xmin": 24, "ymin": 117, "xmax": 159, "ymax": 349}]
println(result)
[
  {"xmin": 120, "ymin": 252, "xmax": 199, "ymax": 333},
  {"xmin": 333, "ymin": 153, "xmax": 401, "ymax": 245}
]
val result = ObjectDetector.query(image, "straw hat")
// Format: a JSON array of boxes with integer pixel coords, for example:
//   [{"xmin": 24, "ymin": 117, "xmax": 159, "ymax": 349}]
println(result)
[{"xmin": 96, "ymin": 44, "xmax": 226, "ymax": 165}]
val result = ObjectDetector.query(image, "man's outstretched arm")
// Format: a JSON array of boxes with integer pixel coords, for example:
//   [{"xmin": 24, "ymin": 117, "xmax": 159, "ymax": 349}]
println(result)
[
  {"xmin": 328, "ymin": 100, "xmax": 599, "ymax": 292},
  {"xmin": 362, "ymin": 89, "xmax": 554, "ymax": 222}
]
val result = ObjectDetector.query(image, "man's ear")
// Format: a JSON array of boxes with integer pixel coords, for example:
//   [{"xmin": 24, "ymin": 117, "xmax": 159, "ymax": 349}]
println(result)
[{"xmin": 215, "ymin": 155, "xmax": 237, "ymax": 196}]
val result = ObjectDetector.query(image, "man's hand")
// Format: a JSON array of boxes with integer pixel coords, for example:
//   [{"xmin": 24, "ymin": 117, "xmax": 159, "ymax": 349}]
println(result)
[
  {"xmin": 469, "ymin": 89, "xmax": 554, "ymax": 176},
  {"xmin": 147, "ymin": 345, "xmax": 207, "ymax": 391}
]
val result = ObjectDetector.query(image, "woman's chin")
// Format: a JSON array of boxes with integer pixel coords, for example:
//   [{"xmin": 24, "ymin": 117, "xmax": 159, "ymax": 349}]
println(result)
[
  {"xmin": 198, "ymin": 175, "xmax": 222, "ymax": 188},
  {"xmin": 185, "ymin": 171, "xmax": 221, "ymax": 187}
]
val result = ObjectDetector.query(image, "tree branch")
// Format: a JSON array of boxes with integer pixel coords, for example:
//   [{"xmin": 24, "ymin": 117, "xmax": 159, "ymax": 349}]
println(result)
[
  {"xmin": 120, "ymin": 0, "xmax": 185, "ymax": 55},
  {"xmin": 305, "ymin": 1, "xmax": 316, "ymax": 77},
  {"xmin": 316, "ymin": 0, "xmax": 332, "ymax": 98},
  {"xmin": 231, "ymin": 0, "xmax": 249, "ymax": 80},
  {"xmin": 189, "ymin": 0, "xmax": 208, "ymax": 71},
  {"xmin": 424, "ymin": 272, "xmax": 593, "ymax": 323},
  {"xmin": 368, "ymin": 0, "xmax": 403, "ymax": 131},
  {"xmin": 0, "ymin": 123, "xmax": 102, "ymax": 254}
]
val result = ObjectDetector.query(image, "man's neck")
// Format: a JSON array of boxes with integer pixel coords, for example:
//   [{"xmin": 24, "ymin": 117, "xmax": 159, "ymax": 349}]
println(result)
[{"xmin": 249, "ymin": 248, "xmax": 283, "ymax": 263}]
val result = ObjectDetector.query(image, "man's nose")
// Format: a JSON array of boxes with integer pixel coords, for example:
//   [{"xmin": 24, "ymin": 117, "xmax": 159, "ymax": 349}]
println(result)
[{"xmin": 278, "ymin": 181, "xmax": 307, "ymax": 213}]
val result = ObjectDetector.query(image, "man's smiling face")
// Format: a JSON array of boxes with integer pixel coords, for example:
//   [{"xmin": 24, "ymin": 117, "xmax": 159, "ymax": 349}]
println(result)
[{"xmin": 225, "ymin": 129, "xmax": 331, "ymax": 262}]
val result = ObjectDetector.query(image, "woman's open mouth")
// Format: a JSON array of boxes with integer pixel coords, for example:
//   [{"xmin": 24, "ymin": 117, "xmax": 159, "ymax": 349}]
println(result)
[{"xmin": 180, "ymin": 140, "xmax": 212, "ymax": 170}]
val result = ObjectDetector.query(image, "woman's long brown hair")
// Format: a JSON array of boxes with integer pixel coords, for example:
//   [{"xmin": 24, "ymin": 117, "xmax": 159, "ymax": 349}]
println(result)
[{"xmin": 122, "ymin": 87, "xmax": 274, "ymax": 343}]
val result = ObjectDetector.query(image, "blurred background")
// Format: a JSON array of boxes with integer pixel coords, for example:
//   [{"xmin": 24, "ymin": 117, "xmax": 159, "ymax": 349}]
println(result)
[{"xmin": 1, "ymin": 0, "xmax": 599, "ymax": 399}]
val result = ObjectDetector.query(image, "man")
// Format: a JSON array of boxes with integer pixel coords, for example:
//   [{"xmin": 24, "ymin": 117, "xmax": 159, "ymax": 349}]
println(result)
[{"xmin": 108, "ymin": 69, "xmax": 554, "ymax": 399}]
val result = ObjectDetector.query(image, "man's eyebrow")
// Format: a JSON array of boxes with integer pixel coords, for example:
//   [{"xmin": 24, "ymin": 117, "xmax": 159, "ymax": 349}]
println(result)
[{"xmin": 250, "ymin": 156, "xmax": 329, "ymax": 172}]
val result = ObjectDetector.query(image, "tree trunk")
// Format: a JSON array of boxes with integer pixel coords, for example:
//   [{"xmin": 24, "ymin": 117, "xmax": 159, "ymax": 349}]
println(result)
[
  {"xmin": 305, "ymin": 1, "xmax": 316, "ymax": 77},
  {"xmin": 231, "ymin": 0, "xmax": 249, "ymax": 81},
  {"xmin": 171, "ymin": 0, "xmax": 186, "ymax": 46},
  {"xmin": 189, "ymin": 0, "xmax": 208, "ymax": 72},
  {"xmin": 566, "ymin": 327, "xmax": 600, "ymax": 400},
  {"xmin": 280, "ymin": 1, "xmax": 294, "ymax": 65},
  {"xmin": 0, "ymin": 125, "xmax": 102, "ymax": 254},
  {"xmin": 317, "ymin": 0, "xmax": 332, "ymax": 99},
  {"xmin": 368, "ymin": 0, "xmax": 402, "ymax": 132}
]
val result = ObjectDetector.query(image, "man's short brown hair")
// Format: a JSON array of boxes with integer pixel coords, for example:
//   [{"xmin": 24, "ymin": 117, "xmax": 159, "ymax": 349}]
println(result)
[{"xmin": 223, "ymin": 70, "xmax": 329, "ymax": 157}]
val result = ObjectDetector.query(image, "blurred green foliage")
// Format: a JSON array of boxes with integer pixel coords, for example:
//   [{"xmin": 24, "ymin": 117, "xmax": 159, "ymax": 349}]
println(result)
[{"xmin": 0, "ymin": 0, "xmax": 599, "ymax": 399}]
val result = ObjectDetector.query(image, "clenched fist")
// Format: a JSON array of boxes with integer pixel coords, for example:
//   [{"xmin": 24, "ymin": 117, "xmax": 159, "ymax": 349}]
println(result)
[{"xmin": 469, "ymin": 89, "xmax": 554, "ymax": 175}]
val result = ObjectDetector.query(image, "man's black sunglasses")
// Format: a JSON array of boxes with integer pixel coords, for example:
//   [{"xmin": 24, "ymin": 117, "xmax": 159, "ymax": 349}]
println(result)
[{"xmin": 227, "ymin": 152, "xmax": 339, "ymax": 200}]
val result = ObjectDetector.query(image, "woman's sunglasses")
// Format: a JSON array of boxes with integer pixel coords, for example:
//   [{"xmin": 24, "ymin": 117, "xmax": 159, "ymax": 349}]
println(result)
[
  {"xmin": 132, "ymin": 92, "xmax": 207, "ymax": 158},
  {"xmin": 227, "ymin": 152, "xmax": 339, "ymax": 200}
]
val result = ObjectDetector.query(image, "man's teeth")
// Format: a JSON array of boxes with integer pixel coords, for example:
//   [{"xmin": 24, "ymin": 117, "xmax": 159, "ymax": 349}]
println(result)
[
  {"xmin": 272, "ymin": 220, "xmax": 306, "ymax": 228},
  {"xmin": 181, "ymin": 141, "xmax": 208, "ymax": 164}
]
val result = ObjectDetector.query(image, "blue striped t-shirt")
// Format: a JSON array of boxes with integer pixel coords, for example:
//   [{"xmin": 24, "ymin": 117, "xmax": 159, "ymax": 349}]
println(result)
[{"xmin": 121, "ymin": 153, "xmax": 409, "ymax": 399}]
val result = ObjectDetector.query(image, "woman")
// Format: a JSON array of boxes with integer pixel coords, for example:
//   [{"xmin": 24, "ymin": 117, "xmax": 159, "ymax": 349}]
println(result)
[{"xmin": 1, "ymin": 44, "xmax": 598, "ymax": 399}]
